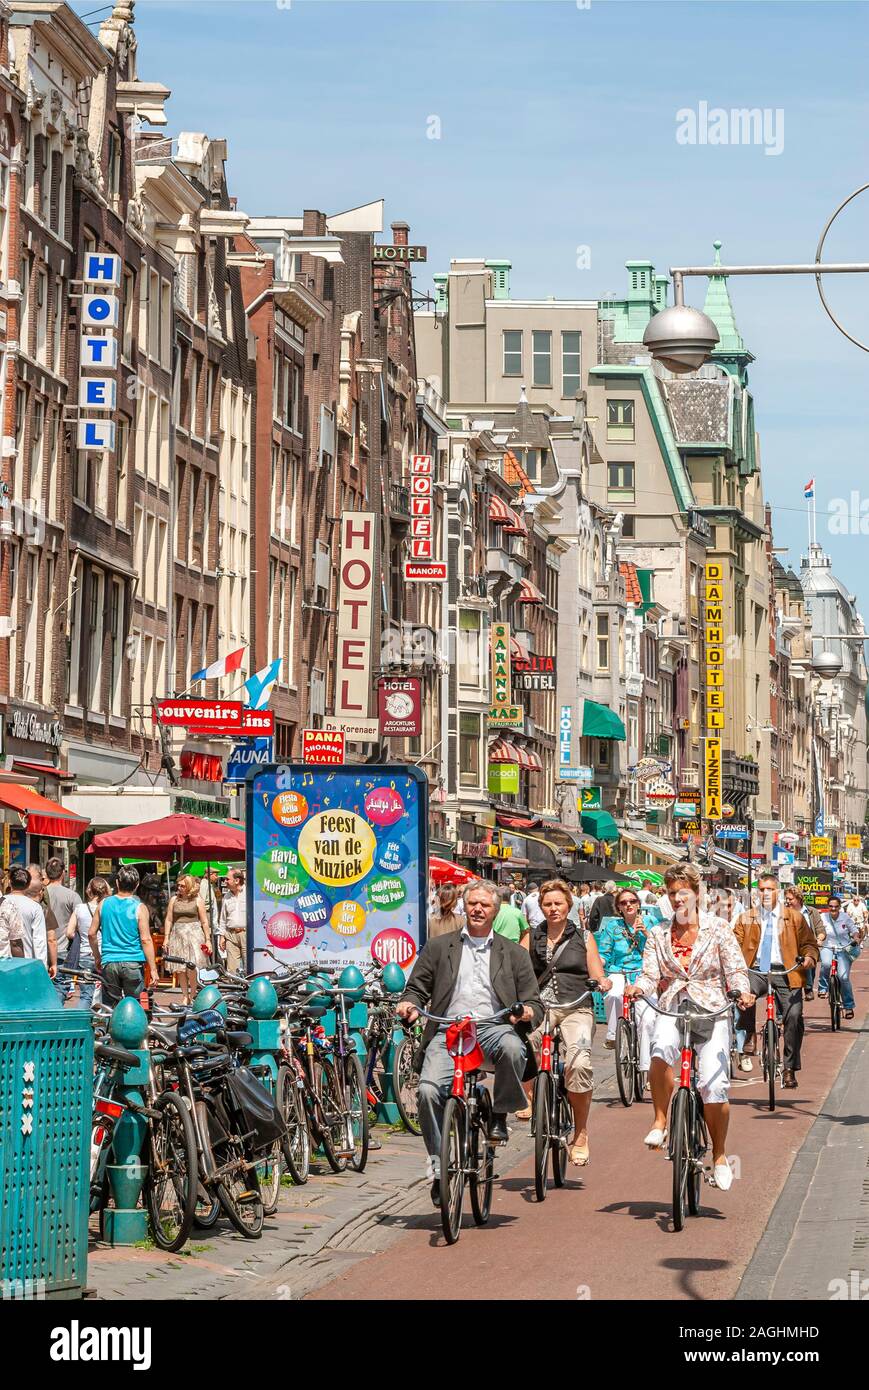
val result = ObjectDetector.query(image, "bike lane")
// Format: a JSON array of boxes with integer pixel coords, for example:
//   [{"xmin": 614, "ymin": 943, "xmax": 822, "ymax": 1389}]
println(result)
[{"xmin": 306, "ymin": 964, "xmax": 867, "ymax": 1301}]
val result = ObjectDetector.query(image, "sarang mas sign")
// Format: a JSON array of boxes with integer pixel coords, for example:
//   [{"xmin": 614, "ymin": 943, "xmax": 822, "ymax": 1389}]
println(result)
[{"xmin": 246, "ymin": 764, "xmax": 428, "ymax": 975}]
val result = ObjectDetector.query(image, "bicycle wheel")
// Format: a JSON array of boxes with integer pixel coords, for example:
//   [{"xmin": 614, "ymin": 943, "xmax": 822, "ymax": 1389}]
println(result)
[
  {"xmin": 257, "ymin": 1141, "xmax": 282, "ymax": 1216},
  {"xmin": 532, "ymin": 1072, "xmax": 551, "ymax": 1202},
  {"xmin": 312, "ymin": 1056, "xmax": 349, "ymax": 1173},
  {"xmin": 439, "ymin": 1096, "xmax": 465, "ymax": 1244},
  {"xmin": 391, "ymin": 1035, "xmax": 422, "ymax": 1136},
  {"xmin": 614, "ymin": 1016, "xmax": 634, "ymax": 1108},
  {"xmin": 214, "ymin": 1140, "xmax": 264, "ymax": 1239},
  {"xmin": 469, "ymin": 1087, "xmax": 495, "ymax": 1225},
  {"xmin": 830, "ymin": 976, "xmax": 841, "ymax": 1031},
  {"xmin": 144, "ymin": 1091, "xmax": 198, "ymax": 1253},
  {"xmin": 278, "ymin": 1063, "xmax": 310, "ymax": 1185},
  {"xmin": 763, "ymin": 1018, "xmax": 778, "ymax": 1112},
  {"xmin": 194, "ymin": 1190, "xmax": 221, "ymax": 1228},
  {"xmin": 670, "ymin": 1088, "xmax": 691, "ymax": 1232},
  {"xmin": 346, "ymin": 1052, "xmax": 370, "ymax": 1173},
  {"xmin": 551, "ymin": 1086, "xmax": 571, "ymax": 1188},
  {"xmin": 687, "ymin": 1100, "xmax": 705, "ymax": 1217}
]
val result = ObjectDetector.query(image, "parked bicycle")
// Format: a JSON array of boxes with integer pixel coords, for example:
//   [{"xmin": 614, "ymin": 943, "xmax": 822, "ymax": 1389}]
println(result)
[
  {"xmin": 642, "ymin": 993, "xmax": 740, "ymax": 1232},
  {"xmin": 532, "ymin": 992, "xmax": 591, "ymax": 1199},
  {"xmin": 415, "ymin": 1002, "xmax": 523, "ymax": 1245}
]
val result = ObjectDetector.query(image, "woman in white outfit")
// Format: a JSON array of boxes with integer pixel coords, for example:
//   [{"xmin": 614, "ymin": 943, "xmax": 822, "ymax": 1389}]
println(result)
[{"xmin": 625, "ymin": 862, "xmax": 753, "ymax": 1192}]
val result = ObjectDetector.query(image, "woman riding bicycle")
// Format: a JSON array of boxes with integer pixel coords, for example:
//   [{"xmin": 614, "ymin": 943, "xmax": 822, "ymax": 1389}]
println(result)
[
  {"xmin": 625, "ymin": 863, "xmax": 753, "ymax": 1192},
  {"xmin": 522, "ymin": 878, "xmax": 610, "ymax": 1166},
  {"xmin": 596, "ymin": 887, "xmax": 655, "ymax": 1066}
]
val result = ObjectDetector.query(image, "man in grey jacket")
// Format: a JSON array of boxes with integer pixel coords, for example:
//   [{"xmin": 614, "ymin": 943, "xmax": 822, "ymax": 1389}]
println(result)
[{"xmin": 397, "ymin": 879, "xmax": 542, "ymax": 1204}]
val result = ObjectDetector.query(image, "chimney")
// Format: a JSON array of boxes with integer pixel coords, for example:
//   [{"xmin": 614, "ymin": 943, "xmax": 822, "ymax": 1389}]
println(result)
[{"xmin": 391, "ymin": 220, "xmax": 409, "ymax": 248}]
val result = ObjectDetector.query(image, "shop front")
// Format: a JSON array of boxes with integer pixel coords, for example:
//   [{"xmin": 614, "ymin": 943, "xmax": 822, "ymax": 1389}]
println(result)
[{"xmin": 0, "ymin": 702, "xmax": 83, "ymax": 865}]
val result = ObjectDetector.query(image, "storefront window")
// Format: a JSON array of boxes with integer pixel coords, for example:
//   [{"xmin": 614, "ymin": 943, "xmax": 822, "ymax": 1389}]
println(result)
[{"xmin": 459, "ymin": 712, "xmax": 481, "ymax": 787}]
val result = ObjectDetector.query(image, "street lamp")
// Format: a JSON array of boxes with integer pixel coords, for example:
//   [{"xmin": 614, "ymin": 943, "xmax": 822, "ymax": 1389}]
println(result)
[{"xmin": 643, "ymin": 184, "xmax": 869, "ymax": 368}]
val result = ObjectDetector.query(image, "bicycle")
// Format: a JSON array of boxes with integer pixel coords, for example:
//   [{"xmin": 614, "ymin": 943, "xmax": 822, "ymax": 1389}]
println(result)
[
  {"xmin": 532, "ymin": 992, "xmax": 591, "ymax": 1200},
  {"xmin": 415, "ymin": 1002, "xmax": 523, "ymax": 1245},
  {"xmin": 614, "ymin": 993, "xmax": 648, "ymax": 1108},
  {"xmin": 359, "ymin": 992, "xmax": 421, "ymax": 1136},
  {"xmin": 642, "ymin": 993, "xmax": 740, "ymax": 1233},
  {"xmin": 754, "ymin": 964, "xmax": 802, "ymax": 1111}
]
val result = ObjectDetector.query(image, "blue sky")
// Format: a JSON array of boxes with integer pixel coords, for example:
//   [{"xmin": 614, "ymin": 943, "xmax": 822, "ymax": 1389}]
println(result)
[{"xmin": 78, "ymin": 0, "xmax": 869, "ymax": 604}]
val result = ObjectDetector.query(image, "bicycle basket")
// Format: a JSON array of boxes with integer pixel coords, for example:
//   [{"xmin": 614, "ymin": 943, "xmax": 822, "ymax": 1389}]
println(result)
[{"xmin": 224, "ymin": 1066, "xmax": 287, "ymax": 1148}]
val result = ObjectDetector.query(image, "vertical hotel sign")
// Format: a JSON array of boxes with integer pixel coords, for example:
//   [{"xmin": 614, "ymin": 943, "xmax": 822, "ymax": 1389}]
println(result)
[
  {"xmin": 704, "ymin": 561, "xmax": 724, "ymax": 820},
  {"xmin": 78, "ymin": 252, "xmax": 121, "ymax": 453},
  {"xmin": 335, "ymin": 512, "xmax": 376, "ymax": 719},
  {"xmin": 405, "ymin": 453, "xmax": 446, "ymax": 582}
]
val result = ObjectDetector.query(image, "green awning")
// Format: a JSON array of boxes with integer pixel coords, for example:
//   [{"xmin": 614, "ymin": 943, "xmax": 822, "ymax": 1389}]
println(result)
[
  {"xmin": 581, "ymin": 811, "xmax": 620, "ymax": 843},
  {"xmin": 582, "ymin": 700, "xmax": 626, "ymax": 741}
]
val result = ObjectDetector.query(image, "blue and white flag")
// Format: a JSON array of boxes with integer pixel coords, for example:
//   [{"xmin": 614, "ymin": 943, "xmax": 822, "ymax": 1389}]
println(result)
[{"xmin": 243, "ymin": 659, "xmax": 282, "ymax": 710}]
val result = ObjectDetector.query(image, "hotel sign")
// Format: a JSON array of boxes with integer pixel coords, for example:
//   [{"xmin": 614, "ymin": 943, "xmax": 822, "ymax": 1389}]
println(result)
[
  {"xmin": 405, "ymin": 454, "xmax": 445, "ymax": 582},
  {"xmin": 704, "ymin": 736, "xmax": 722, "ymax": 820},
  {"xmin": 512, "ymin": 653, "xmax": 556, "ymax": 692},
  {"xmin": 79, "ymin": 252, "xmax": 121, "ymax": 454},
  {"xmin": 704, "ymin": 561, "xmax": 725, "ymax": 737},
  {"xmin": 373, "ymin": 244, "xmax": 427, "ymax": 262},
  {"xmin": 335, "ymin": 511, "xmax": 377, "ymax": 719}
]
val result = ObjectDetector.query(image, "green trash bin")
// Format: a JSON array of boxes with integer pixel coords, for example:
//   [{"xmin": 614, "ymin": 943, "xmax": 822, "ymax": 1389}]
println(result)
[{"xmin": 0, "ymin": 960, "xmax": 93, "ymax": 1299}]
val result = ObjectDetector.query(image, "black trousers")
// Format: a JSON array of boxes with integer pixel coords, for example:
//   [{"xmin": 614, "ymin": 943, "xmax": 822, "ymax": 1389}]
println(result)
[{"xmin": 738, "ymin": 969, "xmax": 805, "ymax": 1071}]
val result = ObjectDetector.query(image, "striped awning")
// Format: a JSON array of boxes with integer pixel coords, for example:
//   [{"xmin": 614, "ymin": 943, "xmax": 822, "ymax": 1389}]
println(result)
[
  {"xmin": 511, "ymin": 634, "xmax": 530, "ymax": 663},
  {"xmin": 502, "ymin": 507, "xmax": 528, "ymax": 536},
  {"xmin": 518, "ymin": 578, "xmax": 545, "ymax": 603},
  {"xmin": 488, "ymin": 739, "xmax": 521, "ymax": 765},
  {"xmin": 488, "ymin": 495, "xmax": 513, "ymax": 524}
]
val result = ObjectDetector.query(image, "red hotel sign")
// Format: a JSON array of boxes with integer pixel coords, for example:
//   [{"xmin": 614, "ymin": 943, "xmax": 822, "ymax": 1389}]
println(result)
[
  {"xmin": 336, "ymin": 511, "xmax": 376, "ymax": 720},
  {"xmin": 404, "ymin": 454, "xmax": 445, "ymax": 583},
  {"xmin": 154, "ymin": 699, "xmax": 242, "ymax": 731}
]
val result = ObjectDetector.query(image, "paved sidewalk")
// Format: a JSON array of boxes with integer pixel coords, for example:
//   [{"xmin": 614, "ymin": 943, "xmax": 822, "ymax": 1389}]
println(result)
[
  {"xmin": 736, "ymin": 1011, "xmax": 869, "ymax": 1301},
  {"xmin": 87, "ymin": 1033, "xmax": 621, "ymax": 1301}
]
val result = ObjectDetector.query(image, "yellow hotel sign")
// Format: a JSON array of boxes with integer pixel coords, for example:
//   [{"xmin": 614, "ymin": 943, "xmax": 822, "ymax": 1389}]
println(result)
[
  {"xmin": 704, "ymin": 561, "xmax": 726, "ymax": 736},
  {"xmin": 704, "ymin": 737, "xmax": 722, "ymax": 820},
  {"xmin": 810, "ymin": 836, "xmax": 832, "ymax": 857}
]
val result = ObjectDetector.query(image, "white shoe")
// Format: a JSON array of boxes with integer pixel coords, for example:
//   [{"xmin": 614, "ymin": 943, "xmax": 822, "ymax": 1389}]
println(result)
[
  {"xmin": 739, "ymin": 1055, "xmax": 753, "ymax": 1073},
  {"xmin": 643, "ymin": 1127, "xmax": 667, "ymax": 1149},
  {"xmin": 604, "ymin": 1038, "xmax": 616, "ymax": 1050},
  {"xmin": 713, "ymin": 1161, "xmax": 733, "ymax": 1191}
]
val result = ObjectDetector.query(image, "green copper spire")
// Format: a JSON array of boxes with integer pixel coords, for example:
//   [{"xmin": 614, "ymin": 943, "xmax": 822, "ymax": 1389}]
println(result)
[{"xmin": 702, "ymin": 240, "xmax": 748, "ymax": 355}]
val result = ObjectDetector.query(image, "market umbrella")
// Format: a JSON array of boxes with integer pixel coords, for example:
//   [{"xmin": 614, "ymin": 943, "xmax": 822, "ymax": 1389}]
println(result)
[
  {"xmin": 90, "ymin": 814, "xmax": 245, "ymax": 862},
  {"xmin": 429, "ymin": 856, "xmax": 478, "ymax": 886}
]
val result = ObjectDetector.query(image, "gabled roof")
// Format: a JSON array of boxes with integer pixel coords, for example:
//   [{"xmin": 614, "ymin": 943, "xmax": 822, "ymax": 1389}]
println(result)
[{"xmin": 702, "ymin": 241, "xmax": 753, "ymax": 362}]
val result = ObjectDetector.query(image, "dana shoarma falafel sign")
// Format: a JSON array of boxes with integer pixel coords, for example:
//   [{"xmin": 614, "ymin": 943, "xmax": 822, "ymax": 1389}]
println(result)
[{"xmin": 246, "ymin": 763, "xmax": 428, "ymax": 975}]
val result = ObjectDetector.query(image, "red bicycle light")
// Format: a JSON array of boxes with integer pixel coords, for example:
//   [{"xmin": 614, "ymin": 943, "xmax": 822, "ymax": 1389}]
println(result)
[{"xmin": 95, "ymin": 1098, "xmax": 125, "ymax": 1120}]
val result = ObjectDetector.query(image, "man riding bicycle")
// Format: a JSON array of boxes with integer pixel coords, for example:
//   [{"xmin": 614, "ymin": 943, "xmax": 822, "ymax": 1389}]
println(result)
[{"xmin": 396, "ymin": 880, "xmax": 542, "ymax": 1206}]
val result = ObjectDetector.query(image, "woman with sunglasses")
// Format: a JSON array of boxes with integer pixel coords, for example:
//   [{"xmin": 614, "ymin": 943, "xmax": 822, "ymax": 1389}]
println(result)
[{"xmin": 596, "ymin": 887, "xmax": 656, "ymax": 1065}]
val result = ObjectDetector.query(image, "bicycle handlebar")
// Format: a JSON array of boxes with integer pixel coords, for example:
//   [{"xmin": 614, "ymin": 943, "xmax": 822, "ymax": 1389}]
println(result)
[
  {"xmin": 641, "ymin": 992, "xmax": 742, "ymax": 1021},
  {"xmin": 541, "ymin": 991, "xmax": 594, "ymax": 1016},
  {"xmin": 411, "ymin": 1001, "xmax": 525, "ymax": 1026}
]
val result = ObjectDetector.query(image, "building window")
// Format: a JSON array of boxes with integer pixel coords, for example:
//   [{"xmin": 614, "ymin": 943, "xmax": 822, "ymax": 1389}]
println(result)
[
  {"xmin": 122, "ymin": 269, "xmax": 135, "ymax": 359},
  {"xmin": 86, "ymin": 569, "xmax": 105, "ymax": 712},
  {"xmin": 607, "ymin": 399, "xmax": 635, "ymax": 441},
  {"xmin": 110, "ymin": 578, "xmax": 125, "ymax": 715},
  {"xmin": 596, "ymin": 613, "xmax": 610, "ymax": 670},
  {"xmin": 502, "ymin": 330, "xmax": 522, "ymax": 376},
  {"xmin": 458, "ymin": 609, "xmax": 482, "ymax": 687},
  {"xmin": 607, "ymin": 461, "xmax": 635, "ymax": 503},
  {"xmin": 459, "ymin": 712, "xmax": 481, "ymax": 787},
  {"xmin": 621, "ymin": 513, "xmax": 635, "ymax": 538},
  {"xmin": 107, "ymin": 126, "xmax": 122, "ymax": 203},
  {"xmin": 0, "ymin": 157, "xmax": 7, "ymax": 282},
  {"xmin": 532, "ymin": 330, "xmax": 551, "ymax": 387},
  {"xmin": 561, "ymin": 331, "xmax": 581, "ymax": 397},
  {"xmin": 597, "ymin": 740, "xmax": 611, "ymax": 769}
]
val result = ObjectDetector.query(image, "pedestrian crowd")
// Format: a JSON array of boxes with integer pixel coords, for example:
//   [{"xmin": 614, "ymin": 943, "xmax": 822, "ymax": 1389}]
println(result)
[{"xmin": 0, "ymin": 859, "xmax": 249, "ymax": 1009}]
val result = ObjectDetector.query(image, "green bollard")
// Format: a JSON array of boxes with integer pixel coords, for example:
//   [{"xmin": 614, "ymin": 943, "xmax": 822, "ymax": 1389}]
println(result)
[
  {"xmin": 374, "ymin": 965, "xmax": 409, "ymax": 1124},
  {"xmin": 104, "ymin": 997, "xmax": 150, "ymax": 1246},
  {"xmin": 245, "ymin": 977, "xmax": 280, "ymax": 1085}
]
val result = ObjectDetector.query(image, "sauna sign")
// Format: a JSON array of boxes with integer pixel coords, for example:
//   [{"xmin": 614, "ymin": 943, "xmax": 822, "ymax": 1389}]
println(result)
[
  {"xmin": 246, "ymin": 763, "xmax": 428, "ymax": 974},
  {"xmin": 78, "ymin": 251, "xmax": 121, "ymax": 454}
]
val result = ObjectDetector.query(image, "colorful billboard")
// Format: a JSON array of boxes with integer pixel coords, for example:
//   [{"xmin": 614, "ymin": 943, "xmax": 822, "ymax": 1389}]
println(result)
[{"xmin": 246, "ymin": 763, "xmax": 428, "ymax": 975}]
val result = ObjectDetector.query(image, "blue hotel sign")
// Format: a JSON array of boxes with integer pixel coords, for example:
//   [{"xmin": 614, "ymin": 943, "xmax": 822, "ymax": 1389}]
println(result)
[{"xmin": 78, "ymin": 252, "xmax": 121, "ymax": 453}]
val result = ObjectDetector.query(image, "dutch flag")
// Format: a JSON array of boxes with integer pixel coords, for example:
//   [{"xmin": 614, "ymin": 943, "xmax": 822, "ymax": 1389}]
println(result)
[{"xmin": 804, "ymin": 479, "xmax": 815, "ymax": 499}]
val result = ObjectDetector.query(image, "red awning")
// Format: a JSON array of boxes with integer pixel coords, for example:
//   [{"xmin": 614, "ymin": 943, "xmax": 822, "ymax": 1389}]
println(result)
[
  {"xmin": 518, "ymin": 578, "xmax": 545, "ymax": 603},
  {"xmin": 12, "ymin": 760, "xmax": 74, "ymax": 780},
  {"xmin": 488, "ymin": 739, "xmax": 521, "ymax": 765},
  {"xmin": 502, "ymin": 507, "xmax": 528, "ymax": 536},
  {"xmin": 0, "ymin": 783, "xmax": 89, "ymax": 839},
  {"xmin": 510, "ymin": 634, "xmax": 530, "ymax": 663},
  {"xmin": 524, "ymin": 747, "xmax": 544, "ymax": 772},
  {"xmin": 495, "ymin": 812, "xmax": 542, "ymax": 831},
  {"xmin": 488, "ymin": 495, "xmax": 512, "ymax": 524}
]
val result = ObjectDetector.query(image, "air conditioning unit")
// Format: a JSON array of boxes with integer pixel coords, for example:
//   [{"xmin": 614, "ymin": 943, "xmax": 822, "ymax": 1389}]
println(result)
[
  {"xmin": 309, "ymin": 668, "xmax": 326, "ymax": 718},
  {"xmin": 314, "ymin": 540, "xmax": 331, "ymax": 598}
]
